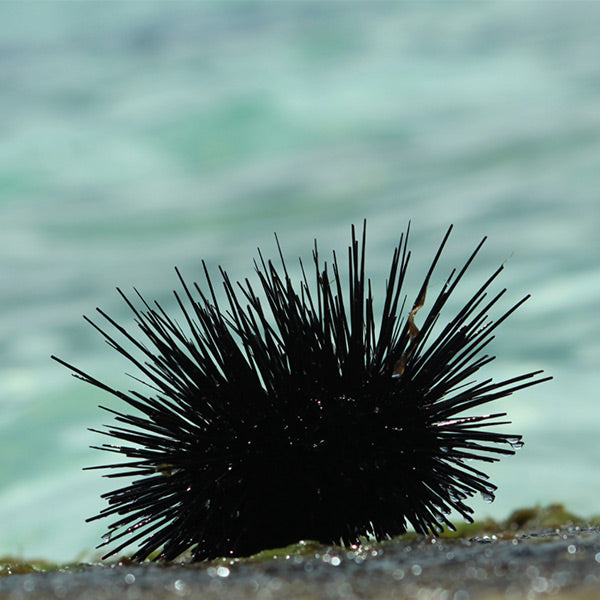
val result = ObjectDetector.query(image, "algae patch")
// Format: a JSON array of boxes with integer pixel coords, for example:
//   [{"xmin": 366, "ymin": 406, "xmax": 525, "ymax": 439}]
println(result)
[{"xmin": 0, "ymin": 557, "xmax": 60, "ymax": 577}]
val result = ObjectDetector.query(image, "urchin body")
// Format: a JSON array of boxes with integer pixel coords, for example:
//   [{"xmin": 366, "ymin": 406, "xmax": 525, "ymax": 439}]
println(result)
[{"xmin": 53, "ymin": 223, "xmax": 549, "ymax": 561}]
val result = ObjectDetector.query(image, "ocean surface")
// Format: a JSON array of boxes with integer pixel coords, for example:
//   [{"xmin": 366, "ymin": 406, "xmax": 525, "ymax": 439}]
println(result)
[{"xmin": 1, "ymin": 2, "xmax": 599, "ymax": 561}]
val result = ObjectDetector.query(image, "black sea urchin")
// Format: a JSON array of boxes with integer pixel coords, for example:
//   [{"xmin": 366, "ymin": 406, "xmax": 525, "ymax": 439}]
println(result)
[{"xmin": 52, "ymin": 222, "xmax": 550, "ymax": 562}]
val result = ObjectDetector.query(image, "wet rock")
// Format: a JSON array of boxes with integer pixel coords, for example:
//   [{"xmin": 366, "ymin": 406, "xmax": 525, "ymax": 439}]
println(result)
[{"xmin": 2, "ymin": 527, "xmax": 600, "ymax": 600}]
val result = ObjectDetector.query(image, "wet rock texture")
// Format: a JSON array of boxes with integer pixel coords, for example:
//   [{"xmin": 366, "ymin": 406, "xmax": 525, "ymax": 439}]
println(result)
[{"xmin": 2, "ymin": 528, "xmax": 600, "ymax": 600}]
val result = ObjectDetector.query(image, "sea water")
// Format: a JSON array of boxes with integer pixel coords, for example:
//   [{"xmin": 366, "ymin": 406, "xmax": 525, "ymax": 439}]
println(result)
[{"xmin": 1, "ymin": 2, "xmax": 599, "ymax": 560}]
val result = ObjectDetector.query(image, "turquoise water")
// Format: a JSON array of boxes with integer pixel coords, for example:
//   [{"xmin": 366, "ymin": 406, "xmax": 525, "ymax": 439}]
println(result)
[{"xmin": 1, "ymin": 2, "xmax": 599, "ymax": 560}]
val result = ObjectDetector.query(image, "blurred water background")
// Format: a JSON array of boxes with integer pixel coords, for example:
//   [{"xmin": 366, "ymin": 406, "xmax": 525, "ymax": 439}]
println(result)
[{"xmin": 1, "ymin": 1, "xmax": 599, "ymax": 561}]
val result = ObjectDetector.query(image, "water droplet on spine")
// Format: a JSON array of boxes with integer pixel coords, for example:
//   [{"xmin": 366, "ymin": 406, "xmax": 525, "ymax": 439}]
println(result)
[
  {"xmin": 507, "ymin": 436, "xmax": 524, "ymax": 449},
  {"xmin": 480, "ymin": 491, "xmax": 495, "ymax": 504}
]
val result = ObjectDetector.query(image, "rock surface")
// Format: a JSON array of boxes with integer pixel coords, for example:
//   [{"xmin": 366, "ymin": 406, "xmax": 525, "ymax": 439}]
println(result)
[{"xmin": 2, "ymin": 527, "xmax": 600, "ymax": 599}]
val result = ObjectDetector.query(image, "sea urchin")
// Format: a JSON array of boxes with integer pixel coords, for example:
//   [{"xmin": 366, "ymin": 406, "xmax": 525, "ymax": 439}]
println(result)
[{"xmin": 52, "ymin": 222, "xmax": 550, "ymax": 561}]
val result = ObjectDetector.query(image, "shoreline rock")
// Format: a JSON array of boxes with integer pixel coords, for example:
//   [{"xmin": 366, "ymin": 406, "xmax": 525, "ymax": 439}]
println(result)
[{"xmin": 2, "ymin": 526, "xmax": 600, "ymax": 599}]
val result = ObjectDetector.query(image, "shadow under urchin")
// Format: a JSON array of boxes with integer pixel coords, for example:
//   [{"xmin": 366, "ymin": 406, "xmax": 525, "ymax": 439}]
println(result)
[{"xmin": 52, "ymin": 222, "xmax": 550, "ymax": 562}]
